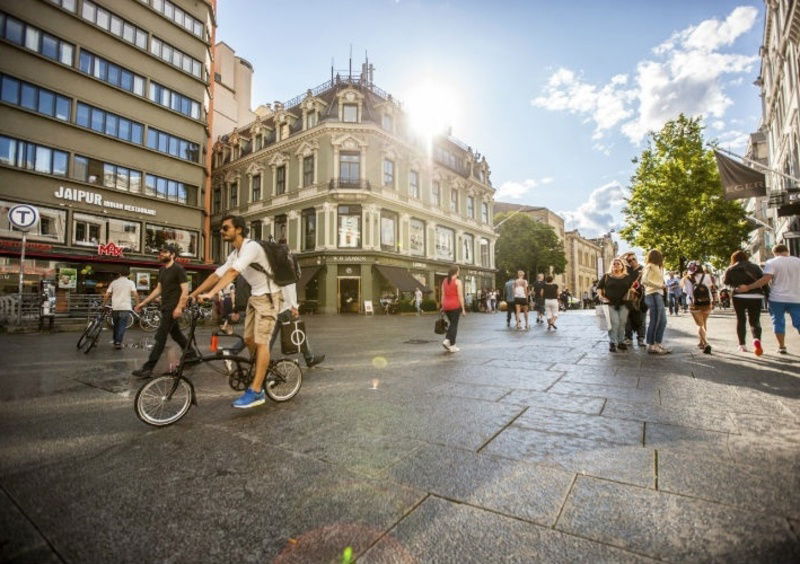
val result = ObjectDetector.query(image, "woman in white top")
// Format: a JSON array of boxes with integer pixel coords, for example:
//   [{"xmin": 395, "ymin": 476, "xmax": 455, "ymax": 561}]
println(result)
[
  {"xmin": 683, "ymin": 262, "xmax": 715, "ymax": 354},
  {"xmin": 513, "ymin": 270, "xmax": 529, "ymax": 330}
]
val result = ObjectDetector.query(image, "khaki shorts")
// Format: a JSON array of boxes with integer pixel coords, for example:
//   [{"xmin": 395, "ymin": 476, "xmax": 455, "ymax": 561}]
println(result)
[{"xmin": 244, "ymin": 293, "xmax": 281, "ymax": 345}]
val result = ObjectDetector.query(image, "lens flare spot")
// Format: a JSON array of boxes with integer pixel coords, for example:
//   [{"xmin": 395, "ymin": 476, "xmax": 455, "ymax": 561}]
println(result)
[
  {"xmin": 370, "ymin": 378, "xmax": 381, "ymax": 390},
  {"xmin": 372, "ymin": 356, "xmax": 388, "ymax": 369}
]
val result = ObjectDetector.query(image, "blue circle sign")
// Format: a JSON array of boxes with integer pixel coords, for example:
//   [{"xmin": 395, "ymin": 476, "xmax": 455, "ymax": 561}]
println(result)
[{"xmin": 8, "ymin": 204, "xmax": 40, "ymax": 231}]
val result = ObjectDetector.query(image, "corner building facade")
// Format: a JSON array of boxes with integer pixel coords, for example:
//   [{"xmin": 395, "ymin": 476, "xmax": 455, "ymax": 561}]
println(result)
[
  {"xmin": 211, "ymin": 75, "xmax": 497, "ymax": 314},
  {"xmin": 0, "ymin": 0, "xmax": 214, "ymax": 301}
]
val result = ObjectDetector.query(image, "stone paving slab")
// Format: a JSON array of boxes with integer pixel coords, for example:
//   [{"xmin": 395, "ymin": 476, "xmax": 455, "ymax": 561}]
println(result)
[
  {"xmin": 499, "ymin": 389, "xmax": 605, "ymax": 415},
  {"xmin": 557, "ymin": 476, "xmax": 800, "ymax": 562},
  {"xmin": 361, "ymin": 496, "xmax": 654, "ymax": 563},
  {"xmin": 0, "ymin": 488, "xmax": 59, "ymax": 563},
  {"xmin": 513, "ymin": 407, "xmax": 643, "ymax": 446},
  {"xmin": 549, "ymin": 380, "xmax": 660, "ymax": 405},
  {"xmin": 602, "ymin": 398, "xmax": 738, "ymax": 433},
  {"xmin": 658, "ymin": 450, "xmax": 800, "ymax": 519},
  {"xmin": 481, "ymin": 426, "xmax": 654, "ymax": 487},
  {"xmin": 644, "ymin": 422, "xmax": 733, "ymax": 461},
  {"xmin": 428, "ymin": 381, "xmax": 511, "ymax": 402},
  {"xmin": 384, "ymin": 444, "xmax": 574, "ymax": 526},
  {"xmin": 444, "ymin": 366, "xmax": 564, "ymax": 391}
]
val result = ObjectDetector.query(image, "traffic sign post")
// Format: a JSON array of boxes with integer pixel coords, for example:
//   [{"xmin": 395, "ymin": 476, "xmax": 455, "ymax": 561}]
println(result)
[{"xmin": 7, "ymin": 204, "xmax": 40, "ymax": 325}]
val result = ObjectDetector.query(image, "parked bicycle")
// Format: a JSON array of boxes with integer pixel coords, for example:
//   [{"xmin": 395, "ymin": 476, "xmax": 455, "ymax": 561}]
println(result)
[
  {"xmin": 134, "ymin": 302, "xmax": 303, "ymax": 427},
  {"xmin": 88, "ymin": 299, "xmax": 161, "ymax": 332},
  {"xmin": 76, "ymin": 305, "xmax": 111, "ymax": 354}
]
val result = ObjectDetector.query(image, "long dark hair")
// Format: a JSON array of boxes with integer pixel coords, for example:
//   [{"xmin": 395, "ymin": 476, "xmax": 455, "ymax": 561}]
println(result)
[
  {"xmin": 730, "ymin": 250, "xmax": 747, "ymax": 265},
  {"xmin": 447, "ymin": 265, "xmax": 459, "ymax": 284}
]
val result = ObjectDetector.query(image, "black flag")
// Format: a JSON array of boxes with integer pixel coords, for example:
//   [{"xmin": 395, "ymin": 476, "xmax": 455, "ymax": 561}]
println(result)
[{"xmin": 714, "ymin": 150, "xmax": 767, "ymax": 200}]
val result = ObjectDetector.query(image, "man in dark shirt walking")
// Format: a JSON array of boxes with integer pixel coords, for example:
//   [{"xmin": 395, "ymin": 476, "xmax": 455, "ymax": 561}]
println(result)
[{"xmin": 132, "ymin": 244, "xmax": 190, "ymax": 378}]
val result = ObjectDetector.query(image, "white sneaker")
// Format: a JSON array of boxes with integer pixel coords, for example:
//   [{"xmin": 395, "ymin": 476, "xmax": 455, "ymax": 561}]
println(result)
[
  {"xmin": 656, "ymin": 344, "xmax": 672, "ymax": 354},
  {"xmin": 449, "ymin": 345, "xmax": 460, "ymax": 352},
  {"xmin": 442, "ymin": 339, "xmax": 451, "ymax": 351},
  {"xmin": 737, "ymin": 345, "xmax": 748, "ymax": 352}
]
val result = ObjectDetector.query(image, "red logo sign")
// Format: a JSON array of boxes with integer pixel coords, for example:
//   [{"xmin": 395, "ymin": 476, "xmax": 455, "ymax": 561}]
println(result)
[{"xmin": 97, "ymin": 241, "xmax": 124, "ymax": 257}]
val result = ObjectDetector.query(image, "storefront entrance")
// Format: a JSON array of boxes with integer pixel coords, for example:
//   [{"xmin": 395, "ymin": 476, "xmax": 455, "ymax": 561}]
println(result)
[{"xmin": 338, "ymin": 277, "xmax": 360, "ymax": 313}]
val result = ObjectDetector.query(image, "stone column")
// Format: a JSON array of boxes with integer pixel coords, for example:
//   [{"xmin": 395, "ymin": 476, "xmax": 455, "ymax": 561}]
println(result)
[
  {"xmin": 288, "ymin": 210, "xmax": 300, "ymax": 251},
  {"xmin": 400, "ymin": 213, "xmax": 410, "ymax": 255}
]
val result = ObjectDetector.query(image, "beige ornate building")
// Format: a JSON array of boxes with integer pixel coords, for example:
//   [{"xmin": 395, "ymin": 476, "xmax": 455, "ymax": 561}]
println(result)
[
  {"xmin": 211, "ymin": 69, "xmax": 497, "ymax": 313},
  {"xmin": 564, "ymin": 230, "xmax": 600, "ymax": 297},
  {"xmin": 589, "ymin": 232, "xmax": 619, "ymax": 276}
]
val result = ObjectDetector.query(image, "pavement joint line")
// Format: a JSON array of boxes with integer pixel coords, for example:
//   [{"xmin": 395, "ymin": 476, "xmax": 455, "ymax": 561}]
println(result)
[
  {"xmin": 494, "ymin": 389, "xmax": 514, "ymax": 403},
  {"xmin": 653, "ymin": 449, "xmax": 659, "ymax": 490},
  {"xmin": 0, "ymin": 483, "xmax": 67, "ymax": 563},
  {"xmin": 354, "ymin": 492, "xmax": 431, "ymax": 562},
  {"xmin": 552, "ymin": 472, "xmax": 578, "ymax": 530},
  {"xmin": 642, "ymin": 421, "xmax": 647, "ymax": 447},
  {"xmin": 542, "ymin": 370, "xmax": 567, "ymax": 392},
  {"xmin": 598, "ymin": 398, "xmax": 608, "ymax": 416},
  {"xmin": 475, "ymin": 406, "xmax": 528, "ymax": 454}
]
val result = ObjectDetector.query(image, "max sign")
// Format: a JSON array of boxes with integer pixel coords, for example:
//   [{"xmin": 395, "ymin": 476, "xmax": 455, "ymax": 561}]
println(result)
[{"xmin": 97, "ymin": 241, "xmax": 125, "ymax": 257}]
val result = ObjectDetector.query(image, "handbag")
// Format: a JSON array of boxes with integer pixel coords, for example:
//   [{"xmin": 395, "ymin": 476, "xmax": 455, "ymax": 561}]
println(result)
[
  {"xmin": 434, "ymin": 312, "xmax": 449, "ymax": 335},
  {"xmin": 280, "ymin": 319, "xmax": 307, "ymax": 355},
  {"xmin": 595, "ymin": 304, "xmax": 612, "ymax": 331}
]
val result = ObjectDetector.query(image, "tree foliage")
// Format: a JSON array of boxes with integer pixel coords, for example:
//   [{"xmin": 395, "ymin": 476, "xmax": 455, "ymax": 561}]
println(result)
[
  {"xmin": 620, "ymin": 114, "xmax": 750, "ymax": 270},
  {"xmin": 494, "ymin": 212, "xmax": 567, "ymax": 281}
]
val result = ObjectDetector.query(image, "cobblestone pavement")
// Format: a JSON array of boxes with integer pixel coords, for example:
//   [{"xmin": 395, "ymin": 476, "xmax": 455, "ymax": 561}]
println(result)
[{"xmin": 1, "ymin": 308, "xmax": 799, "ymax": 562}]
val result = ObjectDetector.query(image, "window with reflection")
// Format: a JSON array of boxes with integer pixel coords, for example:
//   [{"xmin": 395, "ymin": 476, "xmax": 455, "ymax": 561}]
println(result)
[{"xmin": 337, "ymin": 205, "xmax": 361, "ymax": 248}]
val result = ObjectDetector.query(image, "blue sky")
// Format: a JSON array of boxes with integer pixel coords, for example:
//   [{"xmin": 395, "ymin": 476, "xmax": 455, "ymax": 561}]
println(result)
[{"xmin": 218, "ymin": 0, "xmax": 763, "ymax": 240}]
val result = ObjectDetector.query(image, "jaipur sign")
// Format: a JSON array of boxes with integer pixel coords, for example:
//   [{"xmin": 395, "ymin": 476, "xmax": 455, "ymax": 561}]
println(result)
[{"xmin": 97, "ymin": 241, "xmax": 125, "ymax": 257}]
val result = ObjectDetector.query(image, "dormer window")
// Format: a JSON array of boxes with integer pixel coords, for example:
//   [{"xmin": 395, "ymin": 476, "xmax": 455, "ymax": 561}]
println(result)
[
  {"xmin": 306, "ymin": 111, "xmax": 317, "ymax": 129},
  {"xmin": 382, "ymin": 113, "xmax": 394, "ymax": 132},
  {"xmin": 342, "ymin": 104, "xmax": 358, "ymax": 123}
]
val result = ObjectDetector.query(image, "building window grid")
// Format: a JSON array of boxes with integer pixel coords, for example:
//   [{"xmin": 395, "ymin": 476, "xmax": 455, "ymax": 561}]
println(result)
[
  {"xmin": 251, "ymin": 174, "xmax": 261, "ymax": 202},
  {"xmin": 80, "ymin": 1, "xmax": 148, "ymax": 51},
  {"xmin": 149, "ymin": 36, "xmax": 203, "ymax": 79},
  {"xmin": 303, "ymin": 156, "xmax": 314, "ymax": 187},
  {"xmin": 339, "ymin": 152, "xmax": 360, "ymax": 185},
  {"xmin": 302, "ymin": 208, "xmax": 316, "ymax": 251},
  {"xmin": 337, "ymin": 205, "xmax": 361, "ymax": 248},
  {"xmin": 275, "ymin": 166, "xmax": 286, "ymax": 195},
  {"xmin": 144, "ymin": 173, "xmax": 194, "ymax": 204},
  {"xmin": 0, "ymin": 134, "xmax": 68, "ymax": 177},
  {"xmin": 450, "ymin": 189, "xmax": 458, "ymax": 213},
  {"xmin": 212, "ymin": 187, "xmax": 221, "ymax": 213},
  {"xmin": 148, "ymin": 80, "xmax": 201, "ymax": 119},
  {"xmin": 229, "ymin": 181, "xmax": 238, "ymax": 208},
  {"xmin": 342, "ymin": 103, "xmax": 358, "ymax": 123},
  {"xmin": 77, "ymin": 102, "xmax": 144, "ymax": 144},
  {"xmin": 481, "ymin": 202, "xmax": 489, "ymax": 223},
  {"xmin": 139, "ymin": 0, "xmax": 206, "ymax": 40},
  {"xmin": 102, "ymin": 162, "xmax": 142, "ymax": 193},
  {"xmin": 47, "ymin": 0, "xmax": 77, "ymax": 13},
  {"xmin": 146, "ymin": 127, "xmax": 199, "ymax": 162},
  {"xmin": 1, "ymin": 74, "xmax": 71, "ymax": 122},
  {"xmin": 409, "ymin": 170, "xmax": 420, "ymax": 199},
  {"xmin": 0, "ymin": 13, "xmax": 74, "ymax": 66},
  {"xmin": 432, "ymin": 181, "xmax": 441, "ymax": 207},
  {"xmin": 79, "ymin": 50, "xmax": 145, "ymax": 97},
  {"xmin": 467, "ymin": 196, "xmax": 474, "ymax": 219},
  {"xmin": 383, "ymin": 159, "xmax": 394, "ymax": 187}
]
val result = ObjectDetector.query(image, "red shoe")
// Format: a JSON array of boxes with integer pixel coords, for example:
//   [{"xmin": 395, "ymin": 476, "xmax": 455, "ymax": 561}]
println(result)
[{"xmin": 753, "ymin": 339, "xmax": 763, "ymax": 357}]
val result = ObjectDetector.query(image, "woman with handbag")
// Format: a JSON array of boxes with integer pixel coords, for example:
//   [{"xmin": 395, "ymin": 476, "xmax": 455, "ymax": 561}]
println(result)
[
  {"xmin": 641, "ymin": 249, "xmax": 670, "ymax": 354},
  {"xmin": 683, "ymin": 262, "xmax": 715, "ymax": 354},
  {"xmin": 597, "ymin": 257, "xmax": 637, "ymax": 352},
  {"xmin": 723, "ymin": 250, "xmax": 765, "ymax": 355},
  {"xmin": 441, "ymin": 265, "xmax": 467, "ymax": 352}
]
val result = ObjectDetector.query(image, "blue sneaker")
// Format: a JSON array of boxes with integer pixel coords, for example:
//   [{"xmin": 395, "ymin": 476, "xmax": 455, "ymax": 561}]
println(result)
[{"xmin": 232, "ymin": 388, "xmax": 266, "ymax": 409}]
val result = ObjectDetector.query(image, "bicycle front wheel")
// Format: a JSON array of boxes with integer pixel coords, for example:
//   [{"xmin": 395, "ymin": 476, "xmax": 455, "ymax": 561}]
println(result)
[
  {"xmin": 139, "ymin": 310, "xmax": 161, "ymax": 332},
  {"xmin": 265, "ymin": 359, "xmax": 302, "ymax": 402},
  {"xmin": 82, "ymin": 319, "xmax": 103, "ymax": 354},
  {"xmin": 135, "ymin": 376, "xmax": 193, "ymax": 426}
]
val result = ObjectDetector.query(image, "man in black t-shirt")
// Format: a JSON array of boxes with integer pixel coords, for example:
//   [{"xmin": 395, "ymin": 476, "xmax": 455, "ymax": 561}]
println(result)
[
  {"xmin": 532, "ymin": 273, "xmax": 545, "ymax": 324},
  {"xmin": 132, "ymin": 244, "xmax": 190, "ymax": 378}
]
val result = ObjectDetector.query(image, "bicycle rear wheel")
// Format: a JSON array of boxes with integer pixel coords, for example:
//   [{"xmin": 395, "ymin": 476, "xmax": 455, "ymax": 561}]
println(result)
[
  {"xmin": 139, "ymin": 309, "xmax": 161, "ymax": 332},
  {"xmin": 76, "ymin": 319, "xmax": 93, "ymax": 349},
  {"xmin": 135, "ymin": 376, "xmax": 193, "ymax": 426},
  {"xmin": 82, "ymin": 319, "xmax": 103, "ymax": 354},
  {"xmin": 264, "ymin": 359, "xmax": 302, "ymax": 402}
]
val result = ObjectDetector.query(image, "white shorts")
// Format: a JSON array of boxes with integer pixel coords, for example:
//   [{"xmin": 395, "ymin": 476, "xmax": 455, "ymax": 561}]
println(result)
[{"xmin": 545, "ymin": 299, "xmax": 559, "ymax": 319}]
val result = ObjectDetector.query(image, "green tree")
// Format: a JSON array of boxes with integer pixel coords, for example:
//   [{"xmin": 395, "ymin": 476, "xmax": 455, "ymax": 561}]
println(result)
[
  {"xmin": 620, "ymin": 114, "xmax": 750, "ymax": 269},
  {"xmin": 494, "ymin": 212, "xmax": 567, "ymax": 281}
]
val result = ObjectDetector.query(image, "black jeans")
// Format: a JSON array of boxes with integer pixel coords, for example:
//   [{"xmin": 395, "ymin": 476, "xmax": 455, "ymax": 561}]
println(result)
[
  {"xmin": 143, "ymin": 310, "xmax": 188, "ymax": 370},
  {"xmin": 506, "ymin": 300, "xmax": 514, "ymax": 325},
  {"xmin": 444, "ymin": 309, "xmax": 461, "ymax": 344},
  {"xmin": 269, "ymin": 310, "xmax": 314, "ymax": 363},
  {"xmin": 733, "ymin": 297, "xmax": 762, "ymax": 345},
  {"xmin": 625, "ymin": 306, "xmax": 646, "ymax": 340}
]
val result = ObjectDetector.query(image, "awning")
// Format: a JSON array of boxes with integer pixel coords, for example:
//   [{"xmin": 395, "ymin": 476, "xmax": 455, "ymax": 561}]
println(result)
[
  {"xmin": 374, "ymin": 265, "xmax": 430, "ymax": 292},
  {"xmin": 298, "ymin": 265, "xmax": 322, "ymax": 288}
]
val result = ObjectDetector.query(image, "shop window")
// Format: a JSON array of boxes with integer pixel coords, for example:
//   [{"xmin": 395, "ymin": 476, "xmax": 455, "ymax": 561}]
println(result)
[
  {"xmin": 107, "ymin": 218, "xmax": 141, "ymax": 252},
  {"xmin": 409, "ymin": 218, "xmax": 425, "ymax": 256},
  {"xmin": 275, "ymin": 166, "xmax": 286, "ymax": 195},
  {"xmin": 339, "ymin": 152, "xmax": 360, "ymax": 185},
  {"xmin": 274, "ymin": 214, "xmax": 287, "ymax": 242},
  {"xmin": 337, "ymin": 205, "xmax": 361, "ymax": 248},
  {"xmin": 435, "ymin": 226, "xmax": 454, "ymax": 261},
  {"xmin": 145, "ymin": 224, "xmax": 198, "ymax": 257},
  {"xmin": 303, "ymin": 156, "xmax": 314, "ymax": 187},
  {"xmin": 380, "ymin": 211, "xmax": 397, "ymax": 251},
  {"xmin": 0, "ymin": 200, "xmax": 66, "ymax": 243},
  {"xmin": 302, "ymin": 208, "xmax": 316, "ymax": 251}
]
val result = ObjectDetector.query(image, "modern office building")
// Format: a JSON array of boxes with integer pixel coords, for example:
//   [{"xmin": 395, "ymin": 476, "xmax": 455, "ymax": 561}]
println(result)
[
  {"xmin": 0, "ymin": 0, "xmax": 215, "ymax": 303},
  {"xmin": 211, "ymin": 66, "xmax": 497, "ymax": 313}
]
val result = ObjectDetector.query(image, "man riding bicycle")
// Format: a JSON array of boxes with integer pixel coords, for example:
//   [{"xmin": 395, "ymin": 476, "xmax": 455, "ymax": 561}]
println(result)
[{"xmin": 189, "ymin": 215, "xmax": 281, "ymax": 408}]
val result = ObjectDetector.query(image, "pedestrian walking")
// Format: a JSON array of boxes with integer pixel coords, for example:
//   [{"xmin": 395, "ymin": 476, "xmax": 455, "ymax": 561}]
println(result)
[
  {"xmin": 723, "ymin": 250, "xmax": 765, "ymax": 355},
  {"xmin": 666, "ymin": 272, "xmax": 682, "ymax": 315},
  {"xmin": 414, "ymin": 286, "xmax": 423, "ymax": 315},
  {"xmin": 597, "ymin": 257, "xmax": 636, "ymax": 352},
  {"xmin": 132, "ymin": 244, "xmax": 191, "ymax": 378},
  {"xmin": 641, "ymin": 249, "xmax": 670, "ymax": 354},
  {"xmin": 736, "ymin": 244, "xmax": 800, "ymax": 354},
  {"xmin": 543, "ymin": 275, "xmax": 560, "ymax": 330},
  {"xmin": 504, "ymin": 275, "xmax": 515, "ymax": 327},
  {"xmin": 513, "ymin": 270, "xmax": 530, "ymax": 330},
  {"xmin": 683, "ymin": 262, "xmax": 714, "ymax": 354},
  {"xmin": 269, "ymin": 281, "xmax": 325, "ymax": 367},
  {"xmin": 102, "ymin": 269, "xmax": 139, "ymax": 349},
  {"xmin": 218, "ymin": 282, "xmax": 235, "ymax": 334},
  {"xmin": 533, "ymin": 273, "xmax": 545, "ymax": 324},
  {"xmin": 490, "ymin": 289, "xmax": 498, "ymax": 313},
  {"xmin": 441, "ymin": 265, "xmax": 466, "ymax": 352},
  {"xmin": 622, "ymin": 253, "xmax": 646, "ymax": 347}
]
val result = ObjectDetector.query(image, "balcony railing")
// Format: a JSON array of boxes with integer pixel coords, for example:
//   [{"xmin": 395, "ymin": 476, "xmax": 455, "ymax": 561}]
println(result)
[{"xmin": 329, "ymin": 178, "xmax": 371, "ymax": 190}]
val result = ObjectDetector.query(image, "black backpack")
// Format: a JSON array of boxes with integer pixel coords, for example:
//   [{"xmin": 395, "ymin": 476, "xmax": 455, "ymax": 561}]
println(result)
[
  {"xmin": 692, "ymin": 274, "xmax": 711, "ymax": 306},
  {"xmin": 247, "ymin": 239, "xmax": 301, "ymax": 287}
]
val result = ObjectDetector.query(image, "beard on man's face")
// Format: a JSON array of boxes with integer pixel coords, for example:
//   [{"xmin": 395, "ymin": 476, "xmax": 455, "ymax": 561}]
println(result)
[{"xmin": 159, "ymin": 254, "xmax": 171, "ymax": 263}]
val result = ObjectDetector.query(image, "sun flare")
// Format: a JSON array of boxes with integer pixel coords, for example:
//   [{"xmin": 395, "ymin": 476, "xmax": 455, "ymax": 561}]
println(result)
[{"xmin": 403, "ymin": 80, "xmax": 461, "ymax": 149}]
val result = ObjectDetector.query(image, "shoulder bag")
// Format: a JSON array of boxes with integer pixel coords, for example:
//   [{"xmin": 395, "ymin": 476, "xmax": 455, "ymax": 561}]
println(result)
[{"xmin": 434, "ymin": 312, "xmax": 449, "ymax": 335}]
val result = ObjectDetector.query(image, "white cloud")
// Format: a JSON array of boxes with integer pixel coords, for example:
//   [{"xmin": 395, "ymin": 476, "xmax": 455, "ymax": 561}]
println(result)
[
  {"xmin": 495, "ymin": 177, "xmax": 555, "ymax": 200},
  {"xmin": 532, "ymin": 6, "xmax": 759, "ymax": 147},
  {"xmin": 716, "ymin": 129, "xmax": 750, "ymax": 152},
  {"xmin": 560, "ymin": 181, "xmax": 627, "ymax": 237}
]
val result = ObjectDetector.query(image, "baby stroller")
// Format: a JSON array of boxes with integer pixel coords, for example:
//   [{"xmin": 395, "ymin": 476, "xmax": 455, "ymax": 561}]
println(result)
[{"xmin": 719, "ymin": 288, "xmax": 731, "ymax": 309}]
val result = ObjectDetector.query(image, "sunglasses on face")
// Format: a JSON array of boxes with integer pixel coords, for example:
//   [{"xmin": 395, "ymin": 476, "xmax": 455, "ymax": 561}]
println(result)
[{"xmin": 220, "ymin": 225, "xmax": 232, "ymax": 232}]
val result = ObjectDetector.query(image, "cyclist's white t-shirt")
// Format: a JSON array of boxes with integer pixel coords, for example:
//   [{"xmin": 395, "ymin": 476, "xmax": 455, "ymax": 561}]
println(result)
[
  {"xmin": 106, "ymin": 277, "xmax": 136, "ymax": 311},
  {"xmin": 214, "ymin": 239, "xmax": 280, "ymax": 296}
]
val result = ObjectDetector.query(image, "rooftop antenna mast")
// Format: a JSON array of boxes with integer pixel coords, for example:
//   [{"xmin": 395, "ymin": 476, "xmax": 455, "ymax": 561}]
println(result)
[
  {"xmin": 330, "ymin": 57, "xmax": 334, "ymax": 83},
  {"xmin": 348, "ymin": 43, "xmax": 353, "ymax": 79}
]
